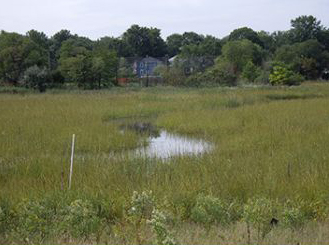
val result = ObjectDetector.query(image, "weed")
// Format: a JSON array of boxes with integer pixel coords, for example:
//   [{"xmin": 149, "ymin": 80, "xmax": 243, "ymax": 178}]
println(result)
[{"xmin": 148, "ymin": 209, "xmax": 178, "ymax": 245}]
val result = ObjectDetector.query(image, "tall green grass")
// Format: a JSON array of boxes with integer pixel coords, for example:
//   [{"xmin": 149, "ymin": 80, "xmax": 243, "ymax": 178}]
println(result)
[
  {"xmin": 1, "ymin": 82, "xmax": 329, "ymax": 243},
  {"xmin": 1, "ymin": 83, "xmax": 329, "ymax": 200}
]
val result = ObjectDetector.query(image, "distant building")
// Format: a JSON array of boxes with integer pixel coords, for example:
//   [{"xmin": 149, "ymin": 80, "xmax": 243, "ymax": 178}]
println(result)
[
  {"xmin": 168, "ymin": 55, "xmax": 178, "ymax": 64},
  {"xmin": 322, "ymin": 68, "xmax": 329, "ymax": 80},
  {"xmin": 134, "ymin": 57, "xmax": 164, "ymax": 78}
]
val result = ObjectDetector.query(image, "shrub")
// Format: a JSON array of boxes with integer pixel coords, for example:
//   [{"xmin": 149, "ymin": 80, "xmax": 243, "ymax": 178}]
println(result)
[
  {"xmin": 15, "ymin": 199, "xmax": 56, "ymax": 243},
  {"xmin": 0, "ymin": 199, "xmax": 15, "ymax": 237},
  {"xmin": 190, "ymin": 195, "xmax": 230, "ymax": 226},
  {"xmin": 23, "ymin": 65, "xmax": 50, "ymax": 92},
  {"xmin": 211, "ymin": 58, "xmax": 237, "ymax": 86},
  {"xmin": 129, "ymin": 190, "xmax": 155, "ymax": 220},
  {"xmin": 62, "ymin": 199, "xmax": 101, "ymax": 240},
  {"xmin": 185, "ymin": 63, "xmax": 237, "ymax": 87},
  {"xmin": 241, "ymin": 61, "xmax": 261, "ymax": 83},
  {"xmin": 281, "ymin": 198, "xmax": 328, "ymax": 229},
  {"xmin": 154, "ymin": 65, "xmax": 187, "ymax": 86},
  {"xmin": 282, "ymin": 204, "xmax": 305, "ymax": 229},
  {"xmin": 0, "ymin": 207, "xmax": 5, "ymax": 234},
  {"xmin": 243, "ymin": 197, "xmax": 275, "ymax": 239},
  {"xmin": 148, "ymin": 209, "xmax": 178, "ymax": 245},
  {"xmin": 269, "ymin": 64, "xmax": 304, "ymax": 86},
  {"xmin": 49, "ymin": 69, "xmax": 65, "ymax": 88}
]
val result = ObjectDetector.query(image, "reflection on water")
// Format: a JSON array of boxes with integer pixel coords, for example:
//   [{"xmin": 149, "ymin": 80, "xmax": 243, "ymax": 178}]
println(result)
[{"xmin": 135, "ymin": 130, "xmax": 214, "ymax": 159}]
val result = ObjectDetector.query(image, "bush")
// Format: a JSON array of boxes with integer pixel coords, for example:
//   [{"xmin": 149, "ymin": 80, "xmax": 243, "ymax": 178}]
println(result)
[
  {"xmin": 269, "ymin": 64, "xmax": 304, "ymax": 86},
  {"xmin": 241, "ymin": 61, "xmax": 261, "ymax": 83},
  {"xmin": 62, "ymin": 199, "xmax": 102, "ymax": 240},
  {"xmin": 23, "ymin": 65, "xmax": 50, "ymax": 92},
  {"xmin": 154, "ymin": 65, "xmax": 187, "ymax": 86},
  {"xmin": 185, "ymin": 63, "xmax": 237, "ymax": 87},
  {"xmin": 147, "ymin": 209, "xmax": 178, "ymax": 245},
  {"xmin": 243, "ymin": 197, "xmax": 275, "ymax": 239},
  {"xmin": 282, "ymin": 204, "xmax": 305, "ymax": 229},
  {"xmin": 129, "ymin": 190, "xmax": 155, "ymax": 220},
  {"xmin": 254, "ymin": 70, "xmax": 270, "ymax": 84},
  {"xmin": 281, "ymin": 198, "xmax": 328, "ymax": 229},
  {"xmin": 0, "ymin": 198, "xmax": 15, "ymax": 237},
  {"xmin": 0, "ymin": 206, "xmax": 7, "ymax": 235},
  {"xmin": 190, "ymin": 195, "xmax": 230, "ymax": 226},
  {"xmin": 211, "ymin": 58, "xmax": 237, "ymax": 86},
  {"xmin": 15, "ymin": 199, "xmax": 56, "ymax": 242},
  {"xmin": 49, "ymin": 69, "xmax": 65, "ymax": 88}
]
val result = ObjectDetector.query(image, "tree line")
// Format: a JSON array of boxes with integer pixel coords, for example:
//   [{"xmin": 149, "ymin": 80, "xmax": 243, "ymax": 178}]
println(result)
[{"xmin": 0, "ymin": 15, "xmax": 328, "ymax": 91}]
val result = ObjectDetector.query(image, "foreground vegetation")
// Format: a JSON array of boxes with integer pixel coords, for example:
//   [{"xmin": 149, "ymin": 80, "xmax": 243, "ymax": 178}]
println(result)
[{"xmin": 1, "ymin": 82, "xmax": 329, "ymax": 244}]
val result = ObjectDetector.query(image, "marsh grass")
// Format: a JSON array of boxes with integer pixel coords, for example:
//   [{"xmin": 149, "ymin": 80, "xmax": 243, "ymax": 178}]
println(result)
[{"xmin": 1, "ymin": 82, "xmax": 329, "ymax": 243}]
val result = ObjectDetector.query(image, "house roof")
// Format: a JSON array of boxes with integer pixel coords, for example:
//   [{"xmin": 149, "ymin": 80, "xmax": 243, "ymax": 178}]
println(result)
[
  {"xmin": 140, "ymin": 57, "xmax": 162, "ymax": 63},
  {"xmin": 168, "ymin": 55, "xmax": 178, "ymax": 63}
]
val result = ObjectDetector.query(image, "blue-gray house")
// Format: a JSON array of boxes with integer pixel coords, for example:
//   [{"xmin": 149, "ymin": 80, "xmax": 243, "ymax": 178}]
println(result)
[{"xmin": 134, "ymin": 57, "xmax": 163, "ymax": 78}]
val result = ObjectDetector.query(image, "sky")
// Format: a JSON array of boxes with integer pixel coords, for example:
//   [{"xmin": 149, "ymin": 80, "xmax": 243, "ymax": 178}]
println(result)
[{"xmin": 0, "ymin": 0, "xmax": 328, "ymax": 40}]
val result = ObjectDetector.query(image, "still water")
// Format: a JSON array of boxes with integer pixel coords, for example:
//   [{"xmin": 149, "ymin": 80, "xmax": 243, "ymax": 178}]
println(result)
[{"xmin": 135, "ymin": 130, "xmax": 214, "ymax": 159}]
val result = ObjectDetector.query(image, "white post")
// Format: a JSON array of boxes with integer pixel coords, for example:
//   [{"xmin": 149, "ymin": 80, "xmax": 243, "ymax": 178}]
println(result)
[{"xmin": 69, "ymin": 134, "xmax": 75, "ymax": 190}]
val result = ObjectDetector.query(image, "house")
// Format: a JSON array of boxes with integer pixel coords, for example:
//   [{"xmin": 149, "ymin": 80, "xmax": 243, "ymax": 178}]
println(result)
[{"xmin": 134, "ymin": 57, "xmax": 164, "ymax": 78}]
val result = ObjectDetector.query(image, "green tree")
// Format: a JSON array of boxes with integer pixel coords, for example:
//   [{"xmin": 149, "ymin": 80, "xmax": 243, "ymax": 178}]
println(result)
[
  {"xmin": 122, "ymin": 25, "xmax": 167, "ymax": 57},
  {"xmin": 317, "ymin": 29, "xmax": 329, "ymax": 51},
  {"xmin": 92, "ymin": 47, "xmax": 118, "ymax": 88},
  {"xmin": 290, "ymin": 15, "xmax": 323, "ymax": 42},
  {"xmin": 59, "ymin": 54, "xmax": 92, "ymax": 88},
  {"xmin": 166, "ymin": 34, "xmax": 184, "ymax": 57},
  {"xmin": 51, "ymin": 29, "xmax": 72, "ymax": 52},
  {"xmin": 180, "ymin": 35, "xmax": 221, "ymax": 57},
  {"xmin": 275, "ymin": 39, "xmax": 328, "ymax": 79},
  {"xmin": 297, "ymin": 39, "xmax": 326, "ymax": 79},
  {"xmin": 181, "ymin": 32, "xmax": 204, "ymax": 46},
  {"xmin": 269, "ymin": 63, "xmax": 304, "ymax": 86},
  {"xmin": 270, "ymin": 31, "xmax": 293, "ymax": 50},
  {"xmin": 0, "ymin": 31, "xmax": 47, "ymax": 84},
  {"xmin": 166, "ymin": 32, "xmax": 206, "ymax": 57},
  {"xmin": 27, "ymin": 30, "xmax": 49, "ymax": 50},
  {"xmin": 258, "ymin": 31, "xmax": 275, "ymax": 52},
  {"xmin": 58, "ymin": 38, "xmax": 93, "ymax": 88},
  {"xmin": 94, "ymin": 36, "xmax": 131, "ymax": 57},
  {"xmin": 23, "ymin": 65, "xmax": 49, "ymax": 92},
  {"xmin": 49, "ymin": 29, "xmax": 73, "ymax": 69},
  {"xmin": 241, "ymin": 61, "xmax": 261, "ymax": 83},
  {"xmin": 274, "ymin": 44, "xmax": 300, "ymax": 69},
  {"xmin": 229, "ymin": 27, "xmax": 264, "ymax": 47},
  {"xmin": 59, "ymin": 38, "xmax": 92, "ymax": 59},
  {"xmin": 221, "ymin": 39, "xmax": 264, "ymax": 74}
]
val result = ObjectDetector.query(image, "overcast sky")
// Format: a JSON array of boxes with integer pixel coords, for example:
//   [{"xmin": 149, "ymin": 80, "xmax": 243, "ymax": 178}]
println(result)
[{"xmin": 1, "ymin": 0, "xmax": 328, "ymax": 40}]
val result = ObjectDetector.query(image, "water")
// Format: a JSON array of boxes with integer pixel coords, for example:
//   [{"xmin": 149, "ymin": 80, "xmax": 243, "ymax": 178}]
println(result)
[{"xmin": 135, "ymin": 130, "xmax": 214, "ymax": 159}]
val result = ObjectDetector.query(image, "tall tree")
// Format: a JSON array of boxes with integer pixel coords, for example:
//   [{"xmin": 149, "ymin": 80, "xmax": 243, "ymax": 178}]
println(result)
[
  {"xmin": 257, "ymin": 31, "xmax": 275, "ymax": 52},
  {"xmin": 290, "ymin": 15, "xmax": 323, "ymax": 42},
  {"xmin": 229, "ymin": 27, "xmax": 264, "ymax": 47},
  {"xmin": 0, "ymin": 31, "xmax": 47, "ymax": 84},
  {"xmin": 27, "ymin": 30, "xmax": 49, "ymax": 50},
  {"xmin": 166, "ymin": 34, "xmax": 184, "ymax": 57},
  {"xmin": 317, "ymin": 29, "xmax": 329, "ymax": 51},
  {"xmin": 221, "ymin": 39, "xmax": 264, "ymax": 73},
  {"xmin": 180, "ymin": 35, "xmax": 222, "ymax": 57},
  {"xmin": 95, "ymin": 36, "xmax": 130, "ymax": 57},
  {"xmin": 92, "ymin": 46, "xmax": 118, "ymax": 88},
  {"xmin": 122, "ymin": 25, "xmax": 167, "ymax": 57},
  {"xmin": 58, "ymin": 37, "xmax": 93, "ymax": 88},
  {"xmin": 271, "ymin": 31, "xmax": 293, "ymax": 49},
  {"xmin": 49, "ymin": 30, "xmax": 73, "ymax": 69},
  {"xmin": 275, "ymin": 39, "xmax": 328, "ymax": 79},
  {"xmin": 181, "ymin": 32, "xmax": 204, "ymax": 46}
]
